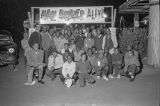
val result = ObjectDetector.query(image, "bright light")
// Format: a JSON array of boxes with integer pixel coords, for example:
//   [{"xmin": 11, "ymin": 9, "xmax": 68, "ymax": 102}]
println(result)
[
  {"xmin": 103, "ymin": 14, "xmax": 108, "ymax": 18},
  {"xmin": 66, "ymin": 21, "xmax": 70, "ymax": 25}
]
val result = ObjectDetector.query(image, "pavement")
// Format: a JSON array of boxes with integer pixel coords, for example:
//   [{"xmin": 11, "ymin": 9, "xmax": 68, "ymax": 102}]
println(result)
[{"xmin": 0, "ymin": 53, "xmax": 160, "ymax": 106}]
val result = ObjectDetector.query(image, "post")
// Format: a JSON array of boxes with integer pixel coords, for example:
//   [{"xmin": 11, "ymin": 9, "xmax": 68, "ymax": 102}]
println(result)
[
  {"xmin": 147, "ymin": 0, "xmax": 160, "ymax": 67},
  {"xmin": 134, "ymin": 13, "xmax": 139, "ymax": 28}
]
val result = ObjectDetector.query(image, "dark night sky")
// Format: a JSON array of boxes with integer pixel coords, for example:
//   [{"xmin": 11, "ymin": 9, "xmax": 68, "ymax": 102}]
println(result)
[{"xmin": 0, "ymin": 0, "xmax": 128, "ymax": 46}]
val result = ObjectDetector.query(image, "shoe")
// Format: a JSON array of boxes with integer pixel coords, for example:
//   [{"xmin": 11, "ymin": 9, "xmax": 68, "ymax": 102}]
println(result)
[
  {"xmin": 24, "ymin": 82, "xmax": 31, "ymax": 85},
  {"xmin": 117, "ymin": 74, "xmax": 121, "ymax": 79},
  {"xmin": 130, "ymin": 76, "xmax": 135, "ymax": 82},
  {"xmin": 29, "ymin": 80, "xmax": 36, "ymax": 85},
  {"xmin": 103, "ymin": 76, "xmax": 109, "ymax": 81},
  {"xmin": 109, "ymin": 75, "xmax": 114, "ymax": 79},
  {"xmin": 97, "ymin": 76, "xmax": 100, "ymax": 79},
  {"xmin": 38, "ymin": 80, "xmax": 45, "ymax": 84}
]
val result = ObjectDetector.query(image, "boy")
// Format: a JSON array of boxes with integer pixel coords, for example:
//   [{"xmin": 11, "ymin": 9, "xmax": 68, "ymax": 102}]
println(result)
[
  {"xmin": 25, "ymin": 42, "xmax": 45, "ymax": 85},
  {"xmin": 124, "ymin": 50, "xmax": 140, "ymax": 81},
  {"xmin": 76, "ymin": 53, "xmax": 95, "ymax": 87}
]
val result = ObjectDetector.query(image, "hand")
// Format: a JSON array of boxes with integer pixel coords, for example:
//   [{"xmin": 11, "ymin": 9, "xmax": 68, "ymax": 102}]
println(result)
[{"xmin": 51, "ymin": 66, "xmax": 55, "ymax": 70}]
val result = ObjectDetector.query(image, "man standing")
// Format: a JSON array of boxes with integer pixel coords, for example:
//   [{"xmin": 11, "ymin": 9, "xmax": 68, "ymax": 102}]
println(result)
[
  {"xmin": 47, "ymin": 49, "xmax": 64, "ymax": 82},
  {"xmin": 94, "ymin": 28, "xmax": 103, "ymax": 51},
  {"xmin": 41, "ymin": 25, "xmax": 52, "ymax": 64},
  {"xmin": 76, "ymin": 53, "xmax": 95, "ymax": 87}
]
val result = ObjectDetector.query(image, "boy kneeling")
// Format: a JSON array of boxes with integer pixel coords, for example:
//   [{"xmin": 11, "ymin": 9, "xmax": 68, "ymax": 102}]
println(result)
[
  {"xmin": 25, "ymin": 42, "xmax": 45, "ymax": 85},
  {"xmin": 62, "ymin": 55, "xmax": 77, "ymax": 88},
  {"xmin": 124, "ymin": 50, "xmax": 140, "ymax": 82}
]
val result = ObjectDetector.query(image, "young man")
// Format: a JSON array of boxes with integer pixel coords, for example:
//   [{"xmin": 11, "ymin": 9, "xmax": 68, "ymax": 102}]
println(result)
[
  {"xmin": 124, "ymin": 50, "xmax": 140, "ymax": 81},
  {"xmin": 41, "ymin": 25, "xmax": 52, "ymax": 64},
  {"xmin": 62, "ymin": 55, "xmax": 77, "ymax": 87},
  {"xmin": 25, "ymin": 42, "xmax": 45, "ymax": 85},
  {"xmin": 105, "ymin": 49, "xmax": 114, "ymax": 79},
  {"xmin": 61, "ymin": 43, "xmax": 73, "ymax": 55},
  {"xmin": 47, "ymin": 49, "xmax": 64, "ymax": 82},
  {"xmin": 94, "ymin": 28, "xmax": 103, "ymax": 51},
  {"xmin": 112, "ymin": 48, "xmax": 123, "ymax": 78},
  {"xmin": 21, "ymin": 32, "xmax": 30, "ymax": 67},
  {"xmin": 76, "ymin": 53, "xmax": 95, "ymax": 87},
  {"xmin": 92, "ymin": 50, "xmax": 109, "ymax": 81},
  {"xmin": 83, "ymin": 32, "xmax": 94, "ymax": 51},
  {"xmin": 74, "ymin": 46, "xmax": 84, "ymax": 62},
  {"xmin": 102, "ymin": 28, "xmax": 114, "ymax": 54},
  {"xmin": 75, "ymin": 29, "xmax": 86, "ymax": 49}
]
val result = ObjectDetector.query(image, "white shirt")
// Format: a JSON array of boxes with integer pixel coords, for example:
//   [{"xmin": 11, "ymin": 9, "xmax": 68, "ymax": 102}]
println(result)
[
  {"xmin": 62, "ymin": 61, "xmax": 76, "ymax": 78},
  {"xmin": 48, "ymin": 54, "xmax": 64, "ymax": 70}
]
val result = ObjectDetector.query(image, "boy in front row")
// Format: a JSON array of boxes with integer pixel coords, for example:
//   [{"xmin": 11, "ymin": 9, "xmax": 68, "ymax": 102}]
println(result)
[
  {"xmin": 25, "ymin": 42, "xmax": 45, "ymax": 85},
  {"xmin": 124, "ymin": 50, "xmax": 140, "ymax": 81}
]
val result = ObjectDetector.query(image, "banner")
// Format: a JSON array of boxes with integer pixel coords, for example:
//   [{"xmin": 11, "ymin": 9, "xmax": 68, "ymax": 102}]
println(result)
[{"xmin": 39, "ymin": 6, "xmax": 113, "ymax": 24}]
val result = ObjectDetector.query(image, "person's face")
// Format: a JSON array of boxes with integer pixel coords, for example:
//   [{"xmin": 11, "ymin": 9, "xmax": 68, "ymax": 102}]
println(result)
[
  {"xmin": 33, "ymin": 43, "xmax": 39, "ymax": 51},
  {"xmin": 99, "ymin": 50, "xmax": 104, "ymax": 57},
  {"xmin": 43, "ymin": 26, "xmax": 47, "ymax": 32},
  {"xmin": 114, "ymin": 49, "xmax": 119, "ymax": 54},
  {"xmin": 97, "ymin": 29, "xmax": 101, "ymax": 35},
  {"xmin": 56, "ymin": 32, "xmax": 59, "ymax": 37},
  {"xmin": 79, "ymin": 29, "xmax": 83, "ymax": 34},
  {"xmin": 36, "ymin": 25, "xmax": 41, "ymax": 31},
  {"xmin": 61, "ymin": 29, "xmax": 65, "ymax": 35},
  {"xmin": 88, "ymin": 49, "xmax": 93, "ymax": 56},
  {"xmin": 24, "ymin": 33, "xmax": 29, "ymax": 39},
  {"xmin": 49, "ymin": 28, "xmax": 54, "ymax": 35},
  {"xmin": 71, "ymin": 40, "xmax": 74, "ymax": 44},
  {"xmin": 76, "ymin": 46, "xmax": 80, "ymax": 51},
  {"xmin": 87, "ymin": 33, "xmax": 91, "ymax": 38},
  {"xmin": 81, "ymin": 55, "xmax": 87, "ymax": 61},
  {"xmin": 127, "ymin": 46, "xmax": 132, "ymax": 51},
  {"xmin": 128, "ymin": 51, "xmax": 133, "ymax": 56},
  {"xmin": 64, "ymin": 44, "xmax": 69, "ymax": 49},
  {"xmin": 92, "ymin": 48, "xmax": 96, "ymax": 53},
  {"xmin": 53, "ymin": 52, "xmax": 57, "ymax": 58},
  {"xmin": 67, "ymin": 56, "xmax": 72, "ymax": 63}
]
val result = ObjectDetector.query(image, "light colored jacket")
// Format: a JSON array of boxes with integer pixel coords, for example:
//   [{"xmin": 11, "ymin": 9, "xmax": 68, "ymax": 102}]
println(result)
[
  {"xmin": 48, "ymin": 54, "xmax": 64, "ymax": 70},
  {"xmin": 62, "ymin": 61, "xmax": 76, "ymax": 78}
]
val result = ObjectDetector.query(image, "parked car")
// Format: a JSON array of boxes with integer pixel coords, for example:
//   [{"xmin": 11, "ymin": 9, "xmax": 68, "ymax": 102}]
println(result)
[{"xmin": 0, "ymin": 29, "xmax": 18, "ymax": 70}]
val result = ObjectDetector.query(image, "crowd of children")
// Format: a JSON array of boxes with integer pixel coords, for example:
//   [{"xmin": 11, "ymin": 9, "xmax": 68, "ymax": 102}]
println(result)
[{"xmin": 21, "ymin": 24, "xmax": 141, "ymax": 87}]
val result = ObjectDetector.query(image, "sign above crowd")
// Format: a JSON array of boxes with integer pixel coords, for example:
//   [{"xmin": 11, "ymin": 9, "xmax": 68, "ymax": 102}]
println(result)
[{"xmin": 39, "ymin": 6, "xmax": 113, "ymax": 24}]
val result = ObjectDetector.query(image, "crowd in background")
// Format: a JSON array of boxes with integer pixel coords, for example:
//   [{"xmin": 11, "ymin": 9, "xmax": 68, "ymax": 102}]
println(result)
[{"xmin": 21, "ymin": 24, "xmax": 141, "ymax": 87}]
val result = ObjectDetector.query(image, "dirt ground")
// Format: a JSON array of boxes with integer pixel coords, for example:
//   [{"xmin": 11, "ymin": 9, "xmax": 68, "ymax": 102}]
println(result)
[{"xmin": 0, "ymin": 54, "xmax": 160, "ymax": 106}]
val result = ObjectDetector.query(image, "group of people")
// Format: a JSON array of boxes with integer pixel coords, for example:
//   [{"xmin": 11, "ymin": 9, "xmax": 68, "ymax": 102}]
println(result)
[{"xmin": 21, "ymin": 24, "xmax": 141, "ymax": 88}]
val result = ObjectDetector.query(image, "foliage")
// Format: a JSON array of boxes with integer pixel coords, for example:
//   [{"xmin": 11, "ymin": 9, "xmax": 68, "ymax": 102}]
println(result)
[{"xmin": 118, "ymin": 28, "xmax": 148, "ymax": 58}]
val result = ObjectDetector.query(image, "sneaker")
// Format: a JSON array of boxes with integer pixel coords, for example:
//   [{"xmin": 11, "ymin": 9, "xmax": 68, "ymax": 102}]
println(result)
[
  {"xmin": 97, "ymin": 76, "xmax": 100, "ymax": 79},
  {"xmin": 130, "ymin": 76, "xmax": 135, "ymax": 82},
  {"xmin": 109, "ymin": 75, "xmax": 114, "ymax": 79},
  {"xmin": 24, "ymin": 82, "xmax": 31, "ymax": 85},
  {"xmin": 29, "ymin": 80, "xmax": 36, "ymax": 85},
  {"xmin": 103, "ymin": 76, "xmax": 109, "ymax": 81},
  {"xmin": 117, "ymin": 74, "xmax": 121, "ymax": 79},
  {"xmin": 38, "ymin": 80, "xmax": 45, "ymax": 84}
]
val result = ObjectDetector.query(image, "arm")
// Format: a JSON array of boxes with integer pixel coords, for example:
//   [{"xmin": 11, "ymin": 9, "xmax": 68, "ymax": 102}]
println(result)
[
  {"xmin": 47, "ymin": 55, "xmax": 54, "ymax": 70},
  {"xmin": 70, "ymin": 63, "xmax": 76, "ymax": 78},
  {"xmin": 62, "ymin": 63, "xmax": 67, "ymax": 78},
  {"xmin": 102, "ymin": 36, "xmax": 106, "ymax": 50},
  {"xmin": 54, "ymin": 55, "xmax": 64, "ymax": 69}
]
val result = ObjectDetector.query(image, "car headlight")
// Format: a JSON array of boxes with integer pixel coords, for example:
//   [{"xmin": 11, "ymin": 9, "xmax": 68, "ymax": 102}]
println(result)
[{"xmin": 8, "ymin": 48, "xmax": 15, "ymax": 53}]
